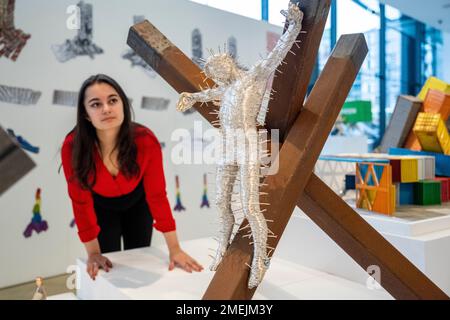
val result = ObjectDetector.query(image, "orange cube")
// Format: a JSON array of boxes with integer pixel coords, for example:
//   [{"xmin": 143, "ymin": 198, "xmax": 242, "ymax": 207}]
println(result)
[{"xmin": 423, "ymin": 89, "xmax": 450, "ymax": 121}]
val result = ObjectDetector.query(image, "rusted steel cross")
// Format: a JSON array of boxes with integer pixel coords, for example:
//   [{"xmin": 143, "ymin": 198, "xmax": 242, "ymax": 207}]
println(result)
[{"xmin": 127, "ymin": 0, "xmax": 448, "ymax": 300}]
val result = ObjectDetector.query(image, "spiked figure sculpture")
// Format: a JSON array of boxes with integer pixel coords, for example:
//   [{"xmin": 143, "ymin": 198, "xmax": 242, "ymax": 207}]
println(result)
[{"xmin": 176, "ymin": 3, "xmax": 304, "ymax": 288}]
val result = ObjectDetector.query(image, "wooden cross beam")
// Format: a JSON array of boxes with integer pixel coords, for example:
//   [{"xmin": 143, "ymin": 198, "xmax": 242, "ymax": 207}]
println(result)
[{"xmin": 127, "ymin": 0, "xmax": 448, "ymax": 300}]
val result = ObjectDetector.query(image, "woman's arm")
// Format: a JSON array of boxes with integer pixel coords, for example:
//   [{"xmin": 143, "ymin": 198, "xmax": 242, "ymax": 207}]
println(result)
[
  {"xmin": 84, "ymin": 238, "xmax": 101, "ymax": 256},
  {"xmin": 61, "ymin": 138, "xmax": 112, "ymax": 280},
  {"xmin": 140, "ymin": 130, "xmax": 203, "ymax": 272},
  {"xmin": 61, "ymin": 139, "xmax": 101, "ymax": 242}
]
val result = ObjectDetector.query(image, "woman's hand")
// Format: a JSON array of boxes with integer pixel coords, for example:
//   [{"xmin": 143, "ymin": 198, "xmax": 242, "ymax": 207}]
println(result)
[
  {"xmin": 86, "ymin": 253, "xmax": 113, "ymax": 280},
  {"xmin": 168, "ymin": 247, "xmax": 204, "ymax": 273}
]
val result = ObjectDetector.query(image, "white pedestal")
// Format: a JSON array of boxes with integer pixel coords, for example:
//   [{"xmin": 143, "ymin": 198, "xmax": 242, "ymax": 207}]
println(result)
[
  {"xmin": 352, "ymin": 203, "xmax": 450, "ymax": 237},
  {"xmin": 47, "ymin": 292, "xmax": 78, "ymax": 300},
  {"xmin": 76, "ymin": 238, "xmax": 391, "ymax": 300},
  {"xmin": 275, "ymin": 206, "xmax": 450, "ymax": 296}
]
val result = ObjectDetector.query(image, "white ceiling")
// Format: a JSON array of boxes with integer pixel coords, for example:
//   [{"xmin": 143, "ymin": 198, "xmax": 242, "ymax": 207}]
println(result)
[{"xmin": 382, "ymin": 0, "xmax": 450, "ymax": 32}]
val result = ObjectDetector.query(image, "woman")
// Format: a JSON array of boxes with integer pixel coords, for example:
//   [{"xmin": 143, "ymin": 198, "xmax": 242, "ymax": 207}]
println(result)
[{"xmin": 61, "ymin": 74, "xmax": 203, "ymax": 280}]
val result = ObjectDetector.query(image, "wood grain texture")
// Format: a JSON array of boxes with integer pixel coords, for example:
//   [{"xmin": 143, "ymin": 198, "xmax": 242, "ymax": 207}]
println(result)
[{"xmin": 266, "ymin": 0, "xmax": 331, "ymax": 142}]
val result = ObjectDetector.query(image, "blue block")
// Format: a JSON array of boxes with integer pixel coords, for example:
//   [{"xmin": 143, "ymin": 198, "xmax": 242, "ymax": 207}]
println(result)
[
  {"xmin": 345, "ymin": 174, "xmax": 356, "ymax": 190},
  {"xmin": 399, "ymin": 183, "xmax": 415, "ymax": 205},
  {"xmin": 319, "ymin": 156, "xmax": 390, "ymax": 164},
  {"xmin": 389, "ymin": 148, "xmax": 450, "ymax": 177}
]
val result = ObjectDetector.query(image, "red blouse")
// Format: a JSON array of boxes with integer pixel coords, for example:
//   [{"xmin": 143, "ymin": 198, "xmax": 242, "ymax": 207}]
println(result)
[{"xmin": 61, "ymin": 125, "xmax": 176, "ymax": 243}]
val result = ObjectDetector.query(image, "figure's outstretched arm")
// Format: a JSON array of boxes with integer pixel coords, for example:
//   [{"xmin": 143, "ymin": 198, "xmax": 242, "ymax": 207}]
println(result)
[
  {"xmin": 176, "ymin": 86, "xmax": 225, "ymax": 112},
  {"xmin": 253, "ymin": 3, "xmax": 304, "ymax": 77}
]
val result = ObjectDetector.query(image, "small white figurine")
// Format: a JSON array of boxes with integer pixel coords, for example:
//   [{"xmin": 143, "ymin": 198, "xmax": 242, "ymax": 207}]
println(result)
[{"xmin": 32, "ymin": 277, "xmax": 47, "ymax": 300}]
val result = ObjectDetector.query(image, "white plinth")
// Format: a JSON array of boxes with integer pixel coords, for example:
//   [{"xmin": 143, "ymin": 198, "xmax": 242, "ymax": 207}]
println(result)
[
  {"xmin": 47, "ymin": 292, "xmax": 78, "ymax": 300},
  {"xmin": 352, "ymin": 202, "xmax": 450, "ymax": 237},
  {"xmin": 76, "ymin": 238, "xmax": 391, "ymax": 300},
  {"xmin": 276, "ymin": 206, "xmax": 450, "ymax": 296}
]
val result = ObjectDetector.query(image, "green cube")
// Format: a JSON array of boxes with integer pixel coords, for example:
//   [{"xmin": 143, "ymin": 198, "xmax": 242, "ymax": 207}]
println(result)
[{"xmin": 414, "ymin": 180, "xmax": 442, "ymax": 205}]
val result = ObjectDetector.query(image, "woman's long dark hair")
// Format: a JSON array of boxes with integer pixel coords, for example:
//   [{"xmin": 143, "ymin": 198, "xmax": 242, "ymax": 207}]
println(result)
[{"xmin": 66, "ymin": 74, "xmax": 140, "ymax": 190}]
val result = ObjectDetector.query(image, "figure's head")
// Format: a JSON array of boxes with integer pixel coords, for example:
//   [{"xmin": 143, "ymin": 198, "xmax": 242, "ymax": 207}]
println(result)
[
  {"xmin": 35, "ymin": 277, "xmax": 43, "ymax": 286},
  {"xmin": 204, "ymin": 53, "xmax": 238, "ymax": 84}
]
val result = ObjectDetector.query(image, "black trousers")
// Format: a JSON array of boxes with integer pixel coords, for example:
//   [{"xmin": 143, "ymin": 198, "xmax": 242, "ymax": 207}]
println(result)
[{"xmin": 92, "ymin": 180, "xmax": 153, "ymax": 253}]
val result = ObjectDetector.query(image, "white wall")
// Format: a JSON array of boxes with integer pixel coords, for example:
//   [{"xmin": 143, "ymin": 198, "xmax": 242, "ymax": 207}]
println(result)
[{"xmin": 0, "ymin": 0, "xmax": 281, "ymax": 288}]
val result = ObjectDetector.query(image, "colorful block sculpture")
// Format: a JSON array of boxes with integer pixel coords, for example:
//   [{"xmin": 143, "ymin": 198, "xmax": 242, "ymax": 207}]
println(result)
[
  {"xmin": 380, "ymin": 95, "xmax": 422, "ymax": 153},
  {"xmin": 398, "ymin": 183, "xmax": 415, "ymax": 205},
  {"xmin": 390, "ymin": 157, "xmax": 419, "ymax": 183},
  {"xmin": 418, "ymin": 77, "xmax": 450, "ymax": 101},
  {"xmin": 315, "ymin": 157, "xmax": 357, "ymax": 195},
  {"xmin": 419, "ymin": 156, "xmax": 436, "ymax": 180},
  {"xmin": 389, "ymin": 148, "xmax": 450, "ymax": 177},
  {"xmin": 400, "ymin": 157, "xmax": 418, "ymax": 183},
  {"xmin": 403, "ymin": 77, "xmax": 450, "ymax": 152},
  {"xmin": 415, "ymin": 180, "xmax": 441, "ymax": 205},
  {"xmin": 356, "ymin": 162, "xmax": 396, "ymax": 216},
  {"xmin": 407, "ymin": 155, "xmax": 434, "ymax": 180},
  {"xmin": 403, "ymin": 131, "xmax": 422, "ymax": 151},
  {"xmin": 389, "ymin": 155, "xmax": 434, "ymax": 183},
  {"xmin": 316, "ymin": 156, "xmax": 390, "ymax": 195},
  {"xmin": 434, "ymin": 177, "xmax": 450, "ymax": 202},
  {"xmin": 345, "ymin": 174, "xmax": 356, "ymax": 190},
  {"xmin": 423, "ymin": 89, "xmax": 450, "ymax": 121},
  {"xmin": 390, "ymin": 159, "xmax": 401, "ymax": 183},
  {"xmin": 413, "ymin": 113, "xmax": 450, "ymax": 154},
  {"xmin": 424, "ymin": 156, "xmax": 436, "ymax": 180}
]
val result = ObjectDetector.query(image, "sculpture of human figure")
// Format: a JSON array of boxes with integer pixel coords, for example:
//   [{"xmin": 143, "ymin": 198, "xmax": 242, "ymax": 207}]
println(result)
[
  {"xmin": 32, "ymin": 277, "xmax": 47, "ymax": 300},
  {"xmin": 176, "ymin": 3, "xmax": 304, "ymax": 288}
]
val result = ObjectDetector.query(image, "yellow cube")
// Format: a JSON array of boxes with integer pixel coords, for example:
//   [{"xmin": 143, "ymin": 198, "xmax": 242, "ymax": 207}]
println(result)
[
  {"xmin": 418, "ymin": 77, "xmax": 450, "ymax": 101},
  {"xmin": 413, "ymin": 112, "xmax": 450, "ymax": 154},
  {"xmin": 400, "ymin": 158, "xmax": 418, "ymax": 182}
]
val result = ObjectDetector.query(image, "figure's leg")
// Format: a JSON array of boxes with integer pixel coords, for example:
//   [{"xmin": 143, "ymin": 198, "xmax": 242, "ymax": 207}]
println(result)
[
  {"xmin": 239, "ymin": 130, "xmax": 270, "ymax": 289},
  {"xmin": 210, "ymin": 164, "xmax": 238, "ymax": 271}
]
